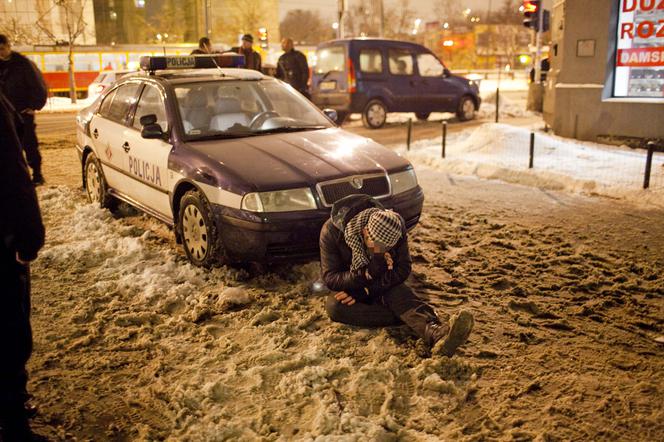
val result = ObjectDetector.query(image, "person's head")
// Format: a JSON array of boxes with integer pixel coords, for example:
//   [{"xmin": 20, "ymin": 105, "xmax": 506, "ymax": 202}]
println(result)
[
  {"xmin": 396, "ymin": 59, "xmax": 407, "ymax": 74},
  {"xmin": 198, "ymin": 37, "xmax": 211, "ymax": 53},
  {"xmin": 281, "ymin": 38, "xmax": 294, "ymax": 52},
  {"xmin": 362, "ymin": 210, "xmax": 403, "ymax": 254},
  {"xmin": 0, "ymin": 35, "xmax": 11, "ymax": 60},
  {"xmin": 241, "ymin": 34, "xmax": 253, "ymax": 50}
]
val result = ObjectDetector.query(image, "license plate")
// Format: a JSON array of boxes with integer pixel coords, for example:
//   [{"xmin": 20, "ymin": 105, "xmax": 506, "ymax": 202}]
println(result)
[{"xmin": 319, "ymin": 80, "xmax": 336, "ymax": 91}]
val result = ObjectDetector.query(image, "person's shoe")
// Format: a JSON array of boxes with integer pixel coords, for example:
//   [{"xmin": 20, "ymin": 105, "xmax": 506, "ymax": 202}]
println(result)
[
  {"xmin": 432, "ymin": 310, "xmax": 474, "ymax": 357},
  {"xmin": 424, "ymin": 321, "xmax": 450, "ymax": 348},
  {"xmin": 32, "ymin": 173, "xmax": 45, "ymax": 186}
]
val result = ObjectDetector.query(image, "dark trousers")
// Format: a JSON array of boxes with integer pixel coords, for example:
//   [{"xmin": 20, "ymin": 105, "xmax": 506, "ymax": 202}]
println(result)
[
  {"xmin": 0, "ymin": 244, "xmax": 33, "ymax": 420},
  {"xmin": 20, "ymin": 112, "xmax": 41, "ymax": 175},
  {"xmin": 325, "ymin": 283, "xmax": 445, "ymax": 339}
]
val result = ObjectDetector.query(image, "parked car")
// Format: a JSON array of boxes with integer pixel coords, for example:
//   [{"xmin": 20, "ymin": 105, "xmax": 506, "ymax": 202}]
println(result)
[
  {"xmin": 311, "ymin": 38, "xmax": 481, "ymax": 128},
  {"xmin": 76, "ymin": 55, "xmax": 424, "ymax": 267},
  {"xmin": 87, "ymin": 70, "xmax": 134, "ymax": 99}
]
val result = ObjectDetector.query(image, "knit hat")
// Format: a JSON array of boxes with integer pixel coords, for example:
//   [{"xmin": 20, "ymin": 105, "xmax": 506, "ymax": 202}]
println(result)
[
  {"xmin": 366, "ymin": 210, "xmax": 403, "ymax": 250},
  {"xmin": 242, "ymin": 34, "xmax": 254, "ymax": 43}
]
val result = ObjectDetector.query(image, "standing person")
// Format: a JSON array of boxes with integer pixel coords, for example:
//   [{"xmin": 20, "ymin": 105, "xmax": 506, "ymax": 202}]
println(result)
[
  {"xmin": 0, "ymin": 34, "xmax": 48, "ymax": 185},
  {"xmin": 231, "ymin": 34, "xmax": 262, "ymax": 72},
  {"xmin": 0, "ymin": 91, "xmax": 45, "ymax": 441},
  {"xmin": 191, "ymin": 37, "xmax": 212, "ymax": 55},
  {"xmin": 276, "ymin": 38, "xmax": 310, "ymax": 98},
  {"xmin": 320, "ymin": 194, "xmax": 474, "ymax": 357}
]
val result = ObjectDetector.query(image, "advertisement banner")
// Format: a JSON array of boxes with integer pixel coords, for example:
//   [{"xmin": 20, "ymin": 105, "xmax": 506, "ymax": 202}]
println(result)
[{"xmin": 614, "ymin": 0, "xmax": 664, "ymax": 98}]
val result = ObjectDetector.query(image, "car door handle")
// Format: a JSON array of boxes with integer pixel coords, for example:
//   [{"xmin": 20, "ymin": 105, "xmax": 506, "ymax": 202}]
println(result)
[
  {"xmin": 122, "ymin": 141, "xmax": 130, "ymax": 153},
  {"xmin": 93, "ymin": 128, "xmax": 99, "ymax": 139}
]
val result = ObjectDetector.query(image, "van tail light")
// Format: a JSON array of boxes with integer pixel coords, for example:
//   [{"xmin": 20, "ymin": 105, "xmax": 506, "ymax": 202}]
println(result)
[{"xmin": 347, "ymin": 58, "xmax": 357, "ymax": 94}]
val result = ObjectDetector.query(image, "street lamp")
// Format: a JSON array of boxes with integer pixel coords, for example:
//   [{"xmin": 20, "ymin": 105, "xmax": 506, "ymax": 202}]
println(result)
[{"xmin": 332, "ymin": 22, "xmax": 339, "ymax": 30}]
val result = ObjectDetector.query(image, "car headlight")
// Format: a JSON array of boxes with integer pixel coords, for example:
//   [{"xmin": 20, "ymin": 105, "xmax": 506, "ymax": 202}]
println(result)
[
  {"xmin": 241, "ymin": 188, "xmax": 318, "ymax": 212},
  {"xmin": 389, "ymin": 169, "xmax": 418, "ymax": 195}
]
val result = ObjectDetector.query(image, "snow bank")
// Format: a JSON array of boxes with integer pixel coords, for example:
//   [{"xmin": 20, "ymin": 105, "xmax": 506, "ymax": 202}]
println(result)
[
  {"xmin": 403, "ymin": 123, "xmax": 664, "ymax": 207},
  {"xmin": 39, "ymin": 96, "xmax": 95, "ymax": 113}
]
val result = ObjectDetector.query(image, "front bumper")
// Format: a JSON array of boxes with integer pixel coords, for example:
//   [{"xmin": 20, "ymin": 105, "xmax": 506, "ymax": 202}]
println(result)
[{"xmin": 213, "ymin": 186, "xmax": 424, "ymax": 263}]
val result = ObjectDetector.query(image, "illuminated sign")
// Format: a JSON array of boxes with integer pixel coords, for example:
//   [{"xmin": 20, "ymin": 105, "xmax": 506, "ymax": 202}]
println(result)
[
  {"xmin": 613, "ymin": 0, "xmax": 664, "ymax": 98},
  {"xmin": 139, "ymin": 55, "xmax": 246, "ymax": 71}
]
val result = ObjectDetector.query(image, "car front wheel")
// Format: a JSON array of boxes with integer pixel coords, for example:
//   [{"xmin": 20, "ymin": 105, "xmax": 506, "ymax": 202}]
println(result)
[
  {"xmin": 179, "ymin": 190, "xmax": 225, "ymax": 267},
  {"xmin": 362, "ymin": 99, "xmax": 387, "ymax": 129},
  {"xmin": 456, "ymin": 96, "xmax": 476, "ymax": 121},
  {"xmin": 84, "ymin": 152, "xmax": 117, "ymax": 210}
]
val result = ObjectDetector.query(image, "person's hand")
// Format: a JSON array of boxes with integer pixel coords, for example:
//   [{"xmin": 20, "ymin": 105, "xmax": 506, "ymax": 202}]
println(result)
[
  {"xmin": 364, "ymin": 268, "xmax": 372, "ymax": 280},
  {"xmin": 335, "ymin": 291, "xmax": 356, "ymax": 306},
  {"xmin": 384, "ymin": 252, "xmax": 394, "ymax": 270}
]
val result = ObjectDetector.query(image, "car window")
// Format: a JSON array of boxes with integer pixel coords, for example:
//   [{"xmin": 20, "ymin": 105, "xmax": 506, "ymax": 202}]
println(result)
[
  {"xmin": 314, "ymin": 46, "xmax": 345, "ymax": 74},
  {"xmin": 98, "ymin": 88, "xmax": 117, "ymax": 117},
  {"xmin": 104, "ymin": 83, "xmax": 140, "ymax": 124},
  {"xmin": 359, "ymin": 49, "xmax": 383, "ymax": 73},
  {"xmin": 417, "ymin": 53, "xmax": 445, "ymax": 77},
  {"xmin": 388, "ymin": 50, "xmax": 414, "ymax": 76},
  {"xmin": 93, "ymin": 73, "xmax": 107, "ymax": 84},
  {"xmin": 133, "ymin": 84, "xmax": 167, "ymax": 132}
]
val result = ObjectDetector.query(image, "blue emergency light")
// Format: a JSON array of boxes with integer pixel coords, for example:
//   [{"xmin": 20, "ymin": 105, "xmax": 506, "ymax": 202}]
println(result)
[{"xmin": 139, "ymin": 54, "xmax": 246, "ymax": 72}]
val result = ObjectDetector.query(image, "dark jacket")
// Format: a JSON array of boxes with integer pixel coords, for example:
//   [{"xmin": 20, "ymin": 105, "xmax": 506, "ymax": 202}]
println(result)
[
  {"xmin": 319, "ymin": 194, "xmax": 412, "ymax": 296},
  {"xmin": 276, "ymin": 49, "xmax": 309, "ymax": 94},
  {"xmin": 0, "ymin": 51, "xmax": 48, "ymax": 111},
  {"xmin": 231, "ymin": 47, "xmax": 262, "ymax": 72},
  {"xmin": 0, "ymin": 92, "xmax": 44, "ymax": 262}
]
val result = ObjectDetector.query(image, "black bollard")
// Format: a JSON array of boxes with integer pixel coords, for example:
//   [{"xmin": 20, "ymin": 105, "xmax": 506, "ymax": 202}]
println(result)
[
  {"xmin": 495, "ymin": 87, "xmax": 500, "ymax": 123},
  {"xmin": 406, "ymin": 118, "xmax": 412, "ymax": 151},
  {"xmin": 442, "ymin": 120, "xmax": 447, "ymax": 159},
  {"xmin": 644, "ymin": 141, "xmax": 655, "ymax": 189},
  {"xmin": 529, "ymin": 132, "xmax": 535, "ymax": 169}
]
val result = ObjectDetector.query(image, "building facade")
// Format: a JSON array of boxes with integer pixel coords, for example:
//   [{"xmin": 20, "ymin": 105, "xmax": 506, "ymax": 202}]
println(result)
[{"xmin": 544, "ymin": 0, "xmax": 664, "ymax": 142}]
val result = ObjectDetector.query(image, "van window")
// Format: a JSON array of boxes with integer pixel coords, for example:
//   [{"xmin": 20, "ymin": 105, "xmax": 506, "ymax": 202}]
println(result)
[
  {"xmin": 417, "ymin": 53, "xmax": 445, "ymax": 77},
  {"xmin": 314, "ymin": 46, "xmax": 345, "ymax": 74},
  {"xmin": 388, "ymin": 50, "xmax": 413, "ymax": 76},
  {"xmin": 359, "ymin": 49, "xmax": 383, "ymax": 73}
]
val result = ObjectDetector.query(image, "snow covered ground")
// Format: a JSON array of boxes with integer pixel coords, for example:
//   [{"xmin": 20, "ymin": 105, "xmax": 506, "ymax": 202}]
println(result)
[{"xmin": 400, "ymin": 123, "xmax": 664, "ymax": 208}]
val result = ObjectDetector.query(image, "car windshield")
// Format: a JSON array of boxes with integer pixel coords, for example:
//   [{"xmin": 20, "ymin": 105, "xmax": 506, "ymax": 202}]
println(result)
[{"xmin": 175, "ymin": 79, "xmax": 332, "ymax": 140}]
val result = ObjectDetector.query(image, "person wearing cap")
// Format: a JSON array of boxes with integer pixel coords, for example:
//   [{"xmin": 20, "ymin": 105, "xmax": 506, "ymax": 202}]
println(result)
[
  {"xmin": 231, "ymin": 34, "xmax": 262, "ymax": 72},
  {"xmin": 191, "ymin": 37, "xmax": 212, "ymax": 55},
  {"xmin": 320, "ymin": 194, "xmax": 474, "ymax": 357}
]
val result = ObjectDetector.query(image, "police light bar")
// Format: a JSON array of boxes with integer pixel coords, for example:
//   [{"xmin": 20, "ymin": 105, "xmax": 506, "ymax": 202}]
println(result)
[{"xmin": 139, "ymin": 54, "xmax": 245, "ymax": 72}]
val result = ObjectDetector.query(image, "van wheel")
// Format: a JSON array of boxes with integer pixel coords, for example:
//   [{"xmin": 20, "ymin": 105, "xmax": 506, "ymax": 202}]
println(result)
[
  {"xmin": 415, "ymin": 112, "xmax": 430, "ymax": 121},
  {"xmin": 179, "ymin": 190, "xmax": 226, "ymax": 267},
  {"xmin": 84, "ymin": 152, "xmax": 118, "ymax": 211},
  {"xmin": 456, "ymin": 96, "xmax": 476, "ymax": 121},
  {"xmin": 362, "ymin": 99, "xmax": 387, "ymax": 129}
]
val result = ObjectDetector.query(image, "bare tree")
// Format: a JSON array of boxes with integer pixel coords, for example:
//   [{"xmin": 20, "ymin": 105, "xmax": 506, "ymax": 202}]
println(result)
[
  {"xmin": 37, "ymin": 0, "xmax": 90, "ymax": 103},
  {"xmin": 212, "ymin": 0, "xmax": 266, "ymax": 46},
  {"xmin": 434, "ymin": 0, "xmax": 463, "ymax": 25},
  {"xmin": 384, "ymin": 0, "xmax": 417, "ymax": 40},
  {"xmin": 280, "ymin": 10, "xmax": 333, "ymax": 45},
  {"xmin": 0, "ymin": 17, "xmax": 41, "ymax": 45}
]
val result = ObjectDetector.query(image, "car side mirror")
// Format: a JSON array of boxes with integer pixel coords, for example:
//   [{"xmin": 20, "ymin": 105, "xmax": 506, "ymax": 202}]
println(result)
[
  {"xmin": 443, "ymin": 68, "xmax": 451, "ymax": 77},
  {"xmin": 140, "ymin": 114, "xmax": 157, "ymax": 126},
  {"xmin": 141, "ymin": 123, "xmax": 164, "ymax": 139},
  {"xmin": 322, "ymin": 108, "xmax": 338, "ymax": 123}
]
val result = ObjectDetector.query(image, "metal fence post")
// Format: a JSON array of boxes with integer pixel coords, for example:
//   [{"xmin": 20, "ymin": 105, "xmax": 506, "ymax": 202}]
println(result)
[
  {"xmin": 643, "ymin": 141, "xmax": 655, "ymax": 189},
  {"xmin": 495, "ymin": 87, "xmax": 500, "ymax": 123},
  {"xmin": 406, "ymin": 118, "xmax": 412, "ymax": 151},
  {"xmin": 529, "ymin": 132, "xmax": 535, "ymax": 169},
  {"xmin": 442, "ymin": 120, "xmax": 447, "ymax": 158}
]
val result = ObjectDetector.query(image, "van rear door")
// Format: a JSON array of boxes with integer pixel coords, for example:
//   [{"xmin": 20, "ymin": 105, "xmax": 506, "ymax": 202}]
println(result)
[{"xmin": 311, "ymin": 44, "xmax": 349, "ymax": 110}]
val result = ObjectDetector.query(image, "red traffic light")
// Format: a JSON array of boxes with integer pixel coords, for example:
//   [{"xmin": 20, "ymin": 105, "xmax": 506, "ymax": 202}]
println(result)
[{"xmin": 523, "ymin": 0, "xmax": 539, "ymax": 14}]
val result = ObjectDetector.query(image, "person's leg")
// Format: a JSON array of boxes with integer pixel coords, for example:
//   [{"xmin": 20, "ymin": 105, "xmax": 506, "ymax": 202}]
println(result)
[
  {"xmin": 325, "ymin": 293, "xmax": 402, "ymax": 328},
  {"xmin": 0, "ymin": 249, "xmax": 34, "ymax": 439},
  {"xmin": 21, "ymin": 113, "xmax": 43, "ymax": 183}
]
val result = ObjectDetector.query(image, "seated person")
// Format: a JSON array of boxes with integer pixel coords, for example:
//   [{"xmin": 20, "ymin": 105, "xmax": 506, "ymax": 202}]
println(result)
[{"xmin": 320, "ymin": 194, "xmax": 474, "ymax": 357}]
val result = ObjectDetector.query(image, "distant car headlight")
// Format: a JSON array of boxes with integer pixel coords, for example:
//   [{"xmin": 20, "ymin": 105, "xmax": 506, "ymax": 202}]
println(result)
[
  {"xmin": 241, "ymin": 188, "xmax": 318, "ymax": 212},
  {"xmin": 389, "ymin": 168, "xmax": 418, "ymax": 195}
]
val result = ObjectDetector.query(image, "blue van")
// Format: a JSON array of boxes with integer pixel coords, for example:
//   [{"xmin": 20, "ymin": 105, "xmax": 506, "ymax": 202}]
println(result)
[{"xmin": 311, "ymin": 38, "xmax": 481, "ymax": 129}]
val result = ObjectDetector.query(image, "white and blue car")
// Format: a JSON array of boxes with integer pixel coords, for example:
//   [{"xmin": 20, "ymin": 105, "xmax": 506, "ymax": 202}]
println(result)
[{"xmin": 76, "ymin": 55, "xmax": 424, "ymax": 266}]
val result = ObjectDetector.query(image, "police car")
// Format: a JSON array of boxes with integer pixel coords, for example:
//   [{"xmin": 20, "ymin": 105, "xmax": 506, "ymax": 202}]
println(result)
[{"xmin": 76, "ymin": 55, "xmax": 424, "ymax": 266}]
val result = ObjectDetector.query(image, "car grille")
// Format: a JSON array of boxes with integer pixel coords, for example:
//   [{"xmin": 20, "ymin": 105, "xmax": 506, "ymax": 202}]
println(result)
[{"xmin": 318, "ymin": 175, "xmax": 390, "ymax": 206}]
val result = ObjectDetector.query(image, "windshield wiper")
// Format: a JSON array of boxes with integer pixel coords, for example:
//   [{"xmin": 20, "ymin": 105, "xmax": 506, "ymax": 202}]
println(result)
[
  {"xmin": 187, "ymin": 132, "xmax": 256, "ymax": 141},
  {"xmin": 255, "ymin": 125, "xmax": 328, "ymax": 135}
]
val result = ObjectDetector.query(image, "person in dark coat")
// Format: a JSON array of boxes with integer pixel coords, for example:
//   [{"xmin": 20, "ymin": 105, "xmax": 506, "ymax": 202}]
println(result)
[
  {"xmin": 0, "ymin": 35, "xmax": 48, "ymax": 185},
  {"xmin": 231, "ymin": 34, "xmax": 262, "ymax": 72},
  {"xmin": 191, "ymin": 37, "xmax": 212, "ymax": 55},
  {"xmin": 276, "ymin": 38, "xmax": 310, "ymax": 98},
  {"xmin": 0, "ymin": 91, "xmax": 45, "ymax": 440},
  {"xmin": 320, "ymin": 194, "xmax": 474, "ymax": 356}
]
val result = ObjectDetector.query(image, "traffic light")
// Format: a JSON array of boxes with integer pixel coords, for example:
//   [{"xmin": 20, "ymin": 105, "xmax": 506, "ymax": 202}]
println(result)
[
  {"xmin": 258, "ymin": 27, "xmax": 268, "ymax": 49},
  {"xmin": 522, "ymin": 1, "xmax": 550, "ymax": 32}
]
